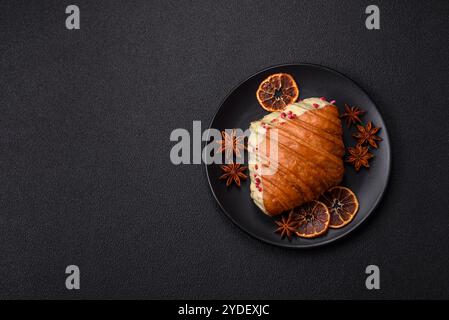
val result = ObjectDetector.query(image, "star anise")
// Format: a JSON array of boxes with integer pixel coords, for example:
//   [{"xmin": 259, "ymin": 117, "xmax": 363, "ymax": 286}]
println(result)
[
  {"xmin": 353, "ymin": 121, "xmax": 382, "ymax": 148},
  {"xmin": 217, "ymin": 129, "xmax": 245, "ymax": 159},
  {"xmin": 340, "ymin": 104, "xmax": 365, "ymax": 127},
  {"xmin": 219, "ymin": 163, "xmax": 248, "ymax": 187},
  {"xmin": 345, "ymin": 145, "xmax": 373, "ymax": 171},
  {"xmin": 274, "ymin": 211, "xmax": 298, "ymax": 240}
]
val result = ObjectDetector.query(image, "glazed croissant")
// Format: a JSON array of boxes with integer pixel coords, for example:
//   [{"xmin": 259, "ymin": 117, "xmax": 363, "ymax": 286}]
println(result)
[{"xmin": 248, "ymin": 98, "xmax": 345, "ymax": 216}]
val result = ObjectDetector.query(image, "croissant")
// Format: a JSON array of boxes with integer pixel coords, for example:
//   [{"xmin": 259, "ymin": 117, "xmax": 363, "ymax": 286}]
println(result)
[{"xmin": 248, "ymin": 98, "xmax": 345, "ymax": 216}]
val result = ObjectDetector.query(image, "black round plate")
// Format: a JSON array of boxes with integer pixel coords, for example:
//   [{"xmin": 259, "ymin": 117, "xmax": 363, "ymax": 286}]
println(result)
[{"xmin": 205, "ymin": 63, "xmax": 391, "ymax": 248}]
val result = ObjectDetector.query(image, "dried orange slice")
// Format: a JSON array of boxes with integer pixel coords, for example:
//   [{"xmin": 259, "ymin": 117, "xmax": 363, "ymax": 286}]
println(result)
[
  {"xmin": 256, "ymin": 73, "xmax": 299, "ymax": 112},
  {"xmin": 319, "ymin": 186, "xmax": 359, "ymax": 229},
  {"xmin": 293, "ymin": 200, "xmax": 330, "ymax": 238}
]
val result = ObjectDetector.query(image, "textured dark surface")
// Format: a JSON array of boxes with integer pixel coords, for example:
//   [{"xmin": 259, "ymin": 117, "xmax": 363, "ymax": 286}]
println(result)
[{"xmin": 0, "ymin": 0, "xmax": 448, "ymax": 299}]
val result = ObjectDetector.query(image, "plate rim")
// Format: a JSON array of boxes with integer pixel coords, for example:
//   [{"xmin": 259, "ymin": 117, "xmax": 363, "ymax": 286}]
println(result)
[{"xmin": 204, "ymin": 62, "xmax": 392, "ymax": 249}]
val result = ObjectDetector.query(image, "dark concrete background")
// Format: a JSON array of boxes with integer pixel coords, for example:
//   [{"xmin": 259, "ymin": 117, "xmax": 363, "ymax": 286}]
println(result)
[{"xmin": 0, "ymin": 0, "xmax": 448, "ymax": 299}]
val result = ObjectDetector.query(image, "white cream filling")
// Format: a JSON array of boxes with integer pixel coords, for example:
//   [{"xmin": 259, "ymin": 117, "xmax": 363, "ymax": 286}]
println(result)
[{"xmin": 248, "ymin": 98, "xmax": 333, "ymax": 214}]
